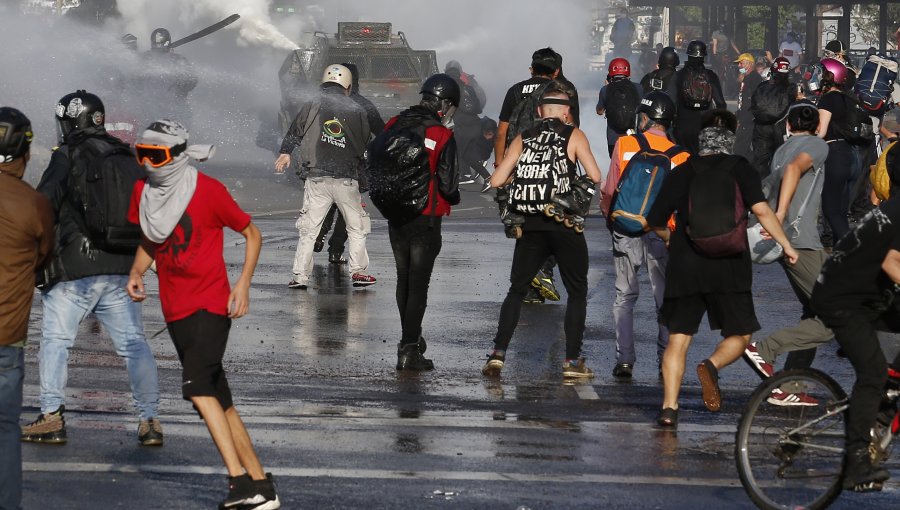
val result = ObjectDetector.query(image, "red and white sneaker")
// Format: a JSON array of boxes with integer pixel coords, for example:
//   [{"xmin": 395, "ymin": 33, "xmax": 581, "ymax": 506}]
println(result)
[
  {"xmin": 351, "ymin": 272, "xmax": 377, "ymax": 287},
  {"xmin": 767, "ymin": 388, "xmax": 819, "ymax": 406},
  {"xmin": 743, "ymin": 342, "xmax": 774, "ymax": 379}
]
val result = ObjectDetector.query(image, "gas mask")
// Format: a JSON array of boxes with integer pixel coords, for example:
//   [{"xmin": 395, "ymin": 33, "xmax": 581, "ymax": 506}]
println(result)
[{"xmin": 439, "ymin": 101, "xmax": 457, "ymax": 128}]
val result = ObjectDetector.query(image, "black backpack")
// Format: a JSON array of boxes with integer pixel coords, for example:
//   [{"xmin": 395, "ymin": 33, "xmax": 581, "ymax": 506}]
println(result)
[
  {"xmin": 67, "ymin": 138, "xmax": 146, "ymax": 254},
  {"xmin": 678, "ymin": 66, "xmax": 713, "ymax": 110},
  {"xmin": 750, "ymin": 81, "xmax": 792, "ymax": 125},
  {"xmin": 365, "ymin": 117, "xmax": 451, "ymax": 225},
  {"xmin": 508, "ymin": 120, "xmax": 575, "ymax": 214},
  {"xmin": 827, "ymin": 91, "xmax": 876, "ymax": 146},
  {"xmin": 505, "ymin": 80, "xmax": 551, "ymax": 147},
  {"xmin": 604, "ymin": 79, "xmax": 640, "ymax": 132},
  {"xmin": 684, "ymin": 156, "xmax": 749, "ymax": 257},
  {"xmin": 458, "ymin": 82, "xmax": 483, "ymax": 116}
]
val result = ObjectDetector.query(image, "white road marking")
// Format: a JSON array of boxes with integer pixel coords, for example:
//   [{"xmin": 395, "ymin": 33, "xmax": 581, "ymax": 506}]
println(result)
[
  {"xmin": 572, "ymin": 384, "xmax": 600, "ymax": 400},
  {"xmin": 38, "ymin": 409, "xmax": 737, "ymax": 434},
  {"xmin": 23, "ymin": 461, "xmax": 743, "ymax": 488}
]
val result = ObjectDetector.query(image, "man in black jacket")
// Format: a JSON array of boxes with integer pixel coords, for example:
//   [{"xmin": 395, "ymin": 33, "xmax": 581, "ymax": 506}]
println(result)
[
  {"xmin": 23, "ymin": 90, "xmax": 162, "ymax": 446},
  {"xmin": 276, "ymin": 64, "xmax": 374, "ymax": 289},
  {"xmin": 640, "ymin": 46, "xmax": 680, "ymax": 97},
  {"xmin": 367, "ymin": 74, "xmax": 461, "ymax": 371},
  {"xmin": 669, "ymin": 40, "xmax": 727, "ymax": 154},
  {"xmin": 750, "ymin": 57, "xmax": 794, "ymax": 179}
]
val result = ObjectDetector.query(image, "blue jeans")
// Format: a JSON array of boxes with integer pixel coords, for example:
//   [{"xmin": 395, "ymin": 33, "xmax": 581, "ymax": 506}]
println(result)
[
  {"xmin": 39, "ymin": 275, "xmax": 159, "ymax": 420},
  {"xmin": 0, "ymin": 346, "xmax": 24, "ymax": 510}
]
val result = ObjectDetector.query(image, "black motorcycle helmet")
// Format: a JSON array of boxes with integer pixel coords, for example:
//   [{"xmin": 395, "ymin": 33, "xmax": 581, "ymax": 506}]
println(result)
[
  {"xmin": 150, "ymin": 28, "xmax": 171, "ymax": 50},
  {"xmin": 635, "ymin": 91, "xmax": 676, "ymax": 131},
  {"xmin": 686, "ymin": 40, "xmax": 707, "ymax": 58},
  {"xmin": 420, "ymin": 73, "xmax": 461, "ymax": 106},
  {"xmin": 0, "ymin": 107, "xmax": 33, "ymax": 163},
  {"xmin": 658, "ymin": 46, "xmax": 680, "ymax": 68},
  {"xmin": 420, "ymin": 73, "xmax": 461, "ymax": 124},
  {"xmin": 55, "ymin": 90, "xmax": 105, "ymax": 144}
]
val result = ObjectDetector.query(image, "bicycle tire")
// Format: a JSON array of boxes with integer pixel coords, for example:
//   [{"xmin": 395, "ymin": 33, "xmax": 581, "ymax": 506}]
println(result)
[{"xmin": 735, "ymin": 368, "xmax": 848, "ymax": 510}]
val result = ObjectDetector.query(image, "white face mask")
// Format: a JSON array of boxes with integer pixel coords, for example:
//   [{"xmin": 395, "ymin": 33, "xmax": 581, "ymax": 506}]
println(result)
[{"xmin": 739, "ymin": 67, "xmax": 748, "ymax": 75}]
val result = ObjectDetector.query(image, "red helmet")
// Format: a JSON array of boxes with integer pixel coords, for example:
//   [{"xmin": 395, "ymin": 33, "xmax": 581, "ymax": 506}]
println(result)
[
  {"xmin": 771, "ymin": 57, "xmax": 791, "ymax": 74},
  {"xmin": 608, "ymin": 58, "xmax": 631, "ymax": 78},
  {"xmin": 819, "ymin": 57, "xmax": 848, "ymax": 86}
]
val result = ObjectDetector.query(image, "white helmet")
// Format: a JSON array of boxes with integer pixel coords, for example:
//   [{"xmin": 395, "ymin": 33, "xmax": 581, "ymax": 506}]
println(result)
[{"xmin": 322, "ymin": 64, "xmax": 352, "ymax": 89}]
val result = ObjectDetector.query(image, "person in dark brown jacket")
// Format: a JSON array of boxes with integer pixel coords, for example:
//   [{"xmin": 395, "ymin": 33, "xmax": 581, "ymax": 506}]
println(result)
[{"xmin": 0, "ymin": 107, "xmax": 54, "ymax": 510}]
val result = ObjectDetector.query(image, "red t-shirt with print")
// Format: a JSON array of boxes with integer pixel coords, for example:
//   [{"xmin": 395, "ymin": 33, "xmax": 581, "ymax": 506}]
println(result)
[{"xmin": 128, "ymin": 172, "xmax": 251, "ymax": 322}]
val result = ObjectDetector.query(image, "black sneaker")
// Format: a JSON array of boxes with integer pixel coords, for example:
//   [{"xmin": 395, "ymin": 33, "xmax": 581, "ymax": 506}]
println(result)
[
  {"xmin": 482, "ymin": 352, "xmax": 505, "ymax": 377},
  {"xmin": 612, "ymin": 363, "xmax": 633, "ymax": 378},
  {"xmin": 843, "ymin": 448, "xmax": 890, "ymax": 492},
  {"xmin": 396, "ymin": 342, "xmax": 434, "ymax": 371},
  {"xmin": 21, "ymin": 406, "xmax": 67, "ymax": 444},
  {"xmin": 219, "ymin": 474, "xmax": 258, "ymax": 509},
  {"xmin": 137, "ymin": 417, "xmax": 163, "ymax": 446},
  {"xmin": 328, "ymin": 252, "xmax": 348, "ymax": 265},
  {"xmin": 287, "ymin": 279, "xmax": 307, "ymax": 290},
  {"xmin": 522, "ymin": 287, "xmax": 545, "ymax": 304},
  {"xmin": 531, "ymin": 270, "xmax": 560, "ymax": 301}
]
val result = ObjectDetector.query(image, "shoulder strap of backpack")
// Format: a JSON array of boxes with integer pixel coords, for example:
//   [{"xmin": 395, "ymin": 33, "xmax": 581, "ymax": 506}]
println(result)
[
  {"xmin": 634, "ymin": 132, "xmax": 649, "ymax": 153},
  {"xmin": 663, "ymin": 144, "xmax": 686, "ymax": 159},
  {"xmin": 794, "ymin": 167, "xmax": 822, "ymax": 221}
]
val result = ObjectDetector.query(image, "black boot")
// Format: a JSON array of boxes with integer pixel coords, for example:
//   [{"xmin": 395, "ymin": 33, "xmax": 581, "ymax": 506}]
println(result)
[
  {"xmin": 396, "ymin": 341, "xmax": 434, "ymax": 371},
  {"xmin": 842, "ymin": 447, "xmax": 890, "ymax": 491}
]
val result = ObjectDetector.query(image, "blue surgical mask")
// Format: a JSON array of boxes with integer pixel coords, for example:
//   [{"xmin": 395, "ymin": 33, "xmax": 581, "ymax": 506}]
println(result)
[{"xmin": 739, "ymin": 67, "xmax": 748, "ymax": 75}]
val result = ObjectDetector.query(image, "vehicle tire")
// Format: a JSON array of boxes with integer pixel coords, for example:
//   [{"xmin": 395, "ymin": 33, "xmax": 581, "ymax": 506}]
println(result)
[{"xmin": 735, "ymin": 368, "xmax": 848, "ymax": 510}]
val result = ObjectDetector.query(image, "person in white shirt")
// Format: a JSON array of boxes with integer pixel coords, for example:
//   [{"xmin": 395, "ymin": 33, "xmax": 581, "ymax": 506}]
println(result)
[{"xmin": 779, "ymin": 32, "xmax": 803, "ymax": 69}]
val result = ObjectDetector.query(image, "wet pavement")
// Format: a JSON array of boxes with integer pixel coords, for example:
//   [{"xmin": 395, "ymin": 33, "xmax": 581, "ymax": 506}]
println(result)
[{"xmin": 19, "ymin": 168, "xmax": 900, "ymax": 509}]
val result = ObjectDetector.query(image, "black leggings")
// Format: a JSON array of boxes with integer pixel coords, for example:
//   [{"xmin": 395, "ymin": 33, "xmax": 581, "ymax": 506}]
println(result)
[
  {"xmin": 389, "ymin": 215, "xmax": 443, "ymax": 345},
  {"xmin": 493, "ymin": 228, "xmax": 588, "ymax": 359},
  {"xmin": 821, "ymin": 141, "xmax": 857, "ymax": 243},
  {"xmin": 815, "ymin": 304, "xmax": 900, "ymax": 452}
]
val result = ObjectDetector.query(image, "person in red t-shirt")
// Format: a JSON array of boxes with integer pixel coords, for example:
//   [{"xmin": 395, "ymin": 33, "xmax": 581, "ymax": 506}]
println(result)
[{"xmin": 125, "ymin": 120, "xmax": 280, "ymax": 510}]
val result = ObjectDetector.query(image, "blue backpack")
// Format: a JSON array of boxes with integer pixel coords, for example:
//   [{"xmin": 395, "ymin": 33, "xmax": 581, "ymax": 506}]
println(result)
[
  {"xmin": 855, "ymin": 55, "xmax": 898, "ymax": 117},
  {"xmin": 608, "ymin": 134, "xmax": 685, "ymax": 235}
]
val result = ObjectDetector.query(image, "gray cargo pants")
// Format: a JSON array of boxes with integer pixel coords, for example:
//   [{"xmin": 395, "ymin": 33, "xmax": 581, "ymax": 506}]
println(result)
[
  {"xmin": 757, "ymin": 249, "xmax": 833, "ymax": 364},
  {"xmin": 612, "ymin": 232, "xmax": 668, "ymax": 366}
]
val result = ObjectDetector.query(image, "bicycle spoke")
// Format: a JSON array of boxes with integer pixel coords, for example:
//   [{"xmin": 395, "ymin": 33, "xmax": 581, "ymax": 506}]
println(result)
[{"xmin": 736, "ymin": 369, "xmax": 848, "ymax": 510}]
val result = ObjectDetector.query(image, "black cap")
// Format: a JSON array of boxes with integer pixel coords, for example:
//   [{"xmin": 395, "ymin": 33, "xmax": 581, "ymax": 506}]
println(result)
[
  {"xmin": 531, "ymin": 48, "xmax": 560, "ymax": 72},
  {"xmin": 825, "ymin": 40, "xmax": 845, "ymax": 54}
]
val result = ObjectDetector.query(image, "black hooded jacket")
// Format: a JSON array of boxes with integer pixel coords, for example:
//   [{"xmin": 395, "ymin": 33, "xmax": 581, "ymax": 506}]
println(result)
[{"xmin": 36, "ymin": 128, "xmax": 135, "ymax": 287}]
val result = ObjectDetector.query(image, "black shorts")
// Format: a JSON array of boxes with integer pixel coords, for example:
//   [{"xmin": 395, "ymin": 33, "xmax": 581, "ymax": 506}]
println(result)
[
  {"xmin": 661, "ymin": 292, "xmax": 760, "ymax": 337},
  {"xmin": 166, "ymin": 310, "xmax": 233, "ymax": 412}
]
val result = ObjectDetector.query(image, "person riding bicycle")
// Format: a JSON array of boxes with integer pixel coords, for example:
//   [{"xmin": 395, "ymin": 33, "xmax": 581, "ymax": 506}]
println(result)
[{"xmin": 811, "ymin": 201, "xmax": 900, "ymax": 492}]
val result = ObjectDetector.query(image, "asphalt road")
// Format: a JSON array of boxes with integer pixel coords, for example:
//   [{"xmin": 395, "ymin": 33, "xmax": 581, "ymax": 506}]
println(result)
[{"xmin": 17, "ymin": 170, "xmax": 900, "ymax": 509}]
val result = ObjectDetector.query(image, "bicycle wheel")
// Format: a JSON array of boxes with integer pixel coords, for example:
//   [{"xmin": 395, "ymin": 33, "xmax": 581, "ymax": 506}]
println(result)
[{"xmin": 735, "ymin": 368, "xmax": 848, "ymax": 510}]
